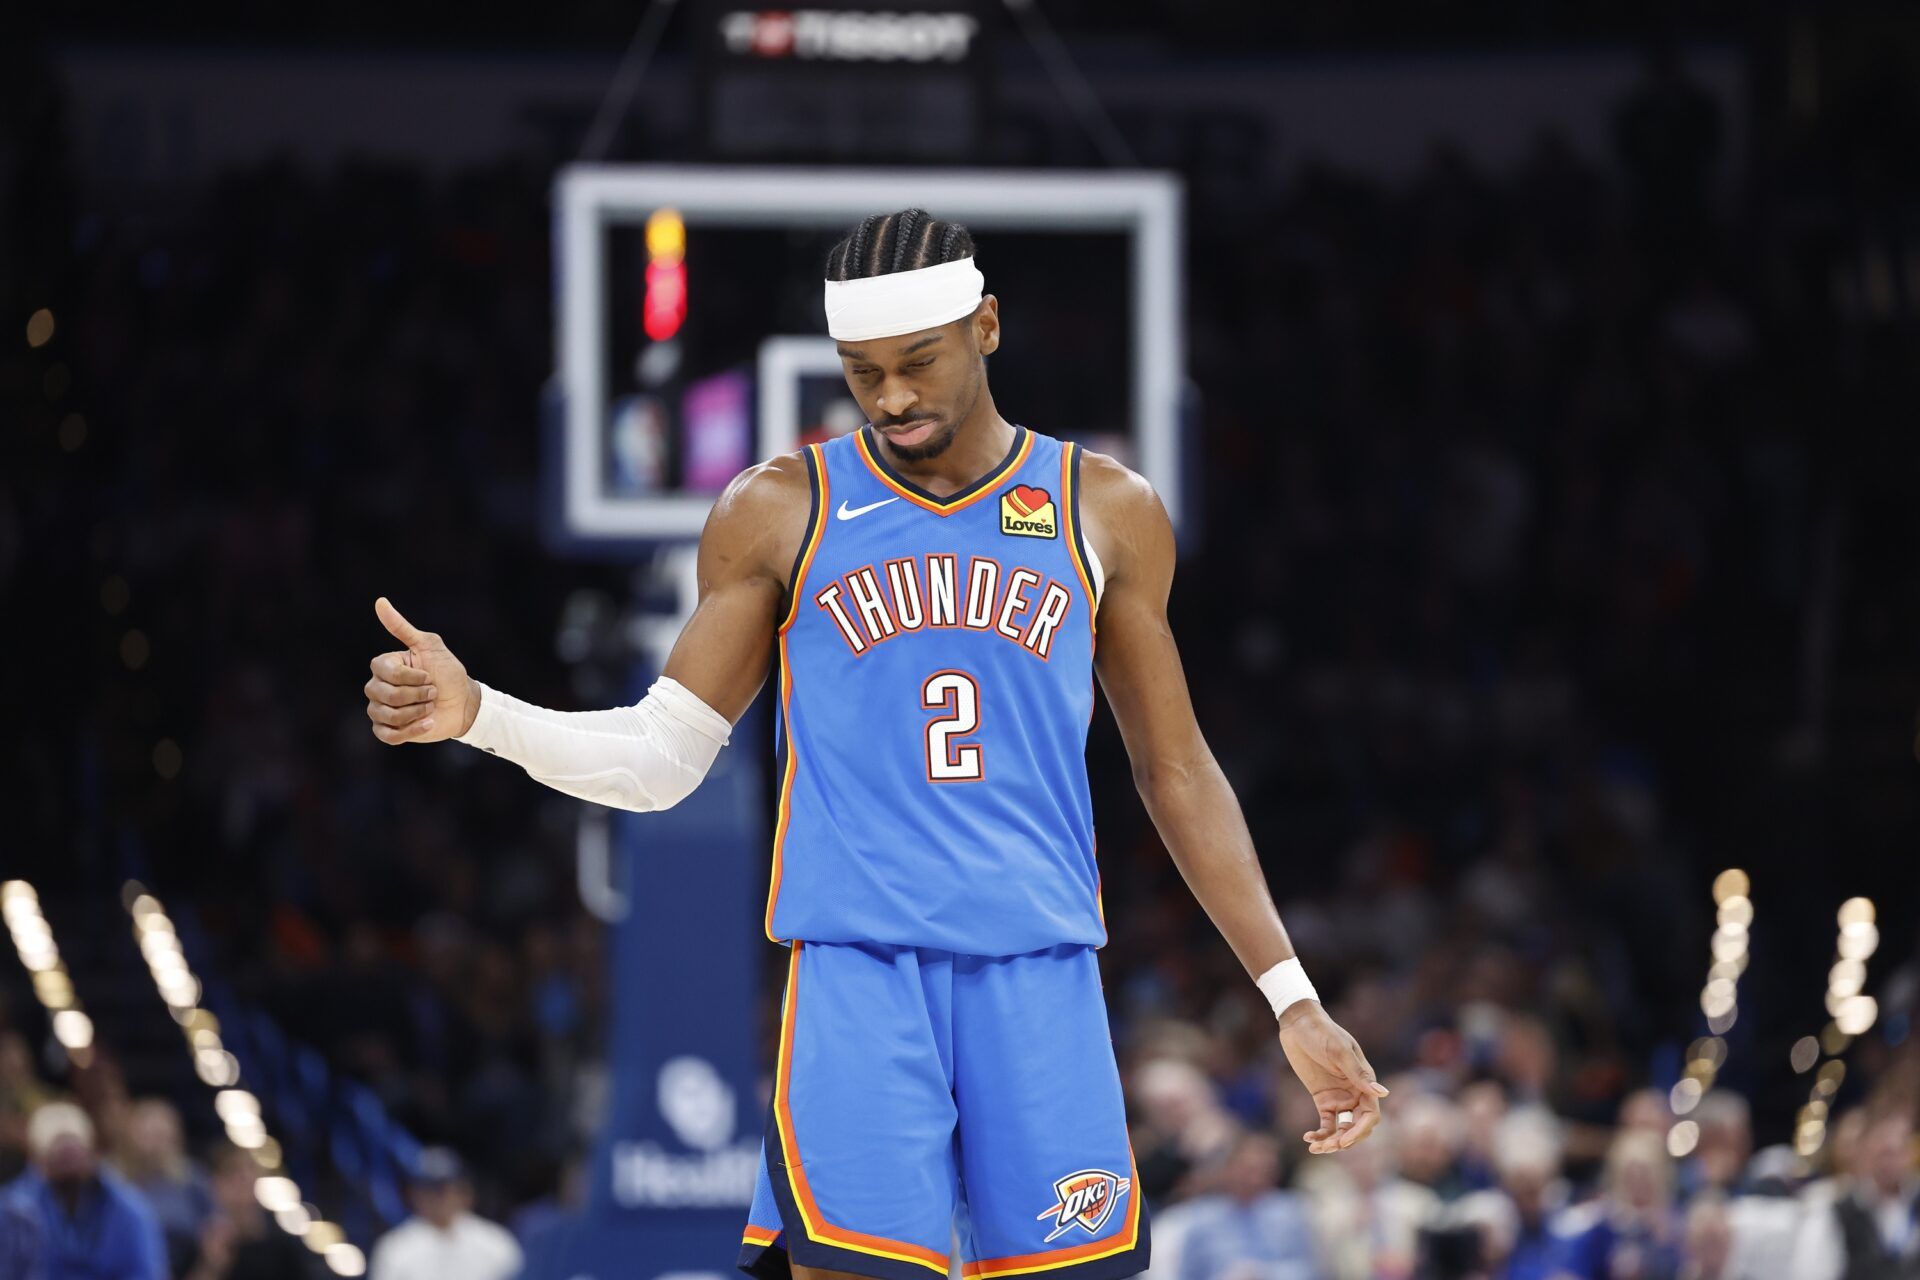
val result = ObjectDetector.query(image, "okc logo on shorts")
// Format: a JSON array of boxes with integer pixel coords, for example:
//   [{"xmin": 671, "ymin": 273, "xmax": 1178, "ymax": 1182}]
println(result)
[
  {"xmin": 1000, "ymin": 484, "xmax": 1057, "ymax": 538},
  {"xmin": 1036, "ymin": 1168, "xmax": 1130, "ymax": 1242}
]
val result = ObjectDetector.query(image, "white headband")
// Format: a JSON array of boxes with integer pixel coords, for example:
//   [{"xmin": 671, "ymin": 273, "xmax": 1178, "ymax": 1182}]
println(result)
[{"xmin": 823, "ymin": 256, "xmax": 985, "ymax": 342}]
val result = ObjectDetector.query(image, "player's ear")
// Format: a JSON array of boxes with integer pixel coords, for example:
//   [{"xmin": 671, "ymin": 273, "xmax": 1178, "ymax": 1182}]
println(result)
[{"xmin": 972, "ymin": 296, "xmax": 1001, "ymax": 357}]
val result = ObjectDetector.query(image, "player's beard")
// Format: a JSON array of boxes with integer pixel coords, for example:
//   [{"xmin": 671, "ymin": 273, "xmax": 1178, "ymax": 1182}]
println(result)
[{"xmin": 883, "ymin": 416, "xmax": 962, "ymax": 463}]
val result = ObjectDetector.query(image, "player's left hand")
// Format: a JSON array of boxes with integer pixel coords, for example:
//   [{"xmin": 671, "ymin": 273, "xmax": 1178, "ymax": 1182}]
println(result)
[
  {"xmin": 1277, "ymin": 1001, "xmax": 1388, "ymax": 1154},
  {"xmin": 365, "ymin": 597, "xmax": 477, "ymax": 745}
]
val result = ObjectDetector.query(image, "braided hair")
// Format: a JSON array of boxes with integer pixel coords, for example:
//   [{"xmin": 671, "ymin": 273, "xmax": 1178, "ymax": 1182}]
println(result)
[{"xmin": 825, "ymin": 209, "xmax": 976, "ymax": 281}]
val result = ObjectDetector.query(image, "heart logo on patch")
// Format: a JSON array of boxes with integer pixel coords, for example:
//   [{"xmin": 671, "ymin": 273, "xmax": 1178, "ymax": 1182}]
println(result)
[{"xmin": 1006, "ymin": 485, "xmax": 1051, "ymax": 517}]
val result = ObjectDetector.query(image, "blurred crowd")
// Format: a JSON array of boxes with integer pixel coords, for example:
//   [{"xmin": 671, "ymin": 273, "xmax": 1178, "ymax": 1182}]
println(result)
[
  {"xmin": 0, "ymin": 1079, "xmax": 524, "ymax": 1279},
  {"xmin": 1128, "ymin": 1083, "xmax": 1920, "ymax": 1279},
  {"xmin": 4, "ymin": 27, "xmax": 1920, "ymax": 1280},
  {"xmin": 4, "ymin": 1059, "xmax": 1917, "ymax": 1279}
]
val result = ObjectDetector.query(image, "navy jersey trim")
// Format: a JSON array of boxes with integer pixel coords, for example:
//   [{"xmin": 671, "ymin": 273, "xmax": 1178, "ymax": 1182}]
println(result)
[
  {"xmin": 857, "ymin": 423, "xmax": 1029, "ymax": 512},
  {"xmin": 1068, "ymin": 442, "xmax": 1097, "ymax": 614},
  {"xmin": 758, "ymin": 1120, "xmax": 948, "ymax": 1280},
  {"xmin": 778, "ymin": 444, "xmax": 826, "ymax": 633},
  {"xmin": 1060, "ymin": 441, "xmax": 1098, "ymax": 639}
]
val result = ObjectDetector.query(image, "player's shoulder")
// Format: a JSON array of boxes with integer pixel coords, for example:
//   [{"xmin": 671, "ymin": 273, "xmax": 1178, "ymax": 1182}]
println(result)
[
  {"xmin": 699, "ymin": 451, "xmax": 816, "ymax": 582},
  {"xmin": 1074, "ymin": 447, "xmax": 1167, "ymax": 526},
  {"xmin": 1072, "ymin": 446, "xmax": 1174, "ymax": 584},
  {"xmin": 707, "ymin": 450, "xmax": 813, "ymax": 527}
]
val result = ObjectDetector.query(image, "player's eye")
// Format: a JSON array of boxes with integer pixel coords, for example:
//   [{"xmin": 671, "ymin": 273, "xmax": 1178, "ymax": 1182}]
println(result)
[{"xmin": 909, "ymin": 357, "xmax": 936, "ymax": 370}]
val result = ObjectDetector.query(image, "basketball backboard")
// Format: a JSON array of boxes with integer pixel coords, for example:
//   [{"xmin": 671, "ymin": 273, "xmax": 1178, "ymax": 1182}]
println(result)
[{"xmin": 551, "ymin": 164, "xmax": 1185, "ymax": 547}]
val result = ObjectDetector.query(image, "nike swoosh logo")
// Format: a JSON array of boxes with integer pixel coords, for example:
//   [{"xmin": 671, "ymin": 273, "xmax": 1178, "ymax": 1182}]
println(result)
[{"xmin": 835, "ymin": 497, "xmax": 899, "ymax": 521}]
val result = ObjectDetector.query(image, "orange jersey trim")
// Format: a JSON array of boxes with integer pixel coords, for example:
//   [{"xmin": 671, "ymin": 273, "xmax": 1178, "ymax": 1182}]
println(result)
[
  {"xmin": 762, "ymin": 630, "xmax": 799, "ymax": 943},
  {"xmin": 772, "ymin": 943, "xmax": 952, "ymax": 1274},
  {"xmin": 1093, "ymin": 855, "xmax": 1106, "ymax": 939},
  {"xmin": 959, "ymin": 1151, "xmax": 1143, "ymax": 1278},
  {"xmin": 764, "ymin": 446, "xmax": 828, "ymax": 942},
  {"xmin": 779, "ymin": 443, "xmax": 829, "ymax": 634},
  {"xmin": 741, "ymin": 1226, "xmax": 780, "ymax": 1247},
  {"xmin": 856, "ymin": 426, "xmax": 1034, "ymax": 516}
]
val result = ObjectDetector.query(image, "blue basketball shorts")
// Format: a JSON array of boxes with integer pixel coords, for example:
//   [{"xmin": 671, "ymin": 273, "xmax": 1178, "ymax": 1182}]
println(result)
[{"xmin": 738, "ymin": 940, "xmax": 1149, "ymax": 1280}]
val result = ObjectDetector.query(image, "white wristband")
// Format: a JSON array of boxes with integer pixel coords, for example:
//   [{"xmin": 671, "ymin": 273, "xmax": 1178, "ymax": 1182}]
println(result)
[{"xmin": 1256, "ymin": 957, "xmax": 1319, "ymax": 1020}]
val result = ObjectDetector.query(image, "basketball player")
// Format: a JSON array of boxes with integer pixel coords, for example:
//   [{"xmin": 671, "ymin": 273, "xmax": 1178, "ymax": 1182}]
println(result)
[{"xmin": 364, "ymin": 210, "xmax": 1387, "ymax": 1280}]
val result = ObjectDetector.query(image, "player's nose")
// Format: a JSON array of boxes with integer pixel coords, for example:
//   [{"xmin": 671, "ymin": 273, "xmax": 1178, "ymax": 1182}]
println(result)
[{"xmin": 875, "ymin": 379, "xmax": 918, "ymax": 416}]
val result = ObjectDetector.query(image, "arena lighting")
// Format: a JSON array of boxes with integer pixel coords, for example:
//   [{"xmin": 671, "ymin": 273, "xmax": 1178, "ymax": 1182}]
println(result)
[
  {"xmin": 323, "ymin": 1243, "xmax": 366, "ymax": 1277},
  {"xmin": 1793, "ymin": 898, "xmax": 1879, "ymax": 1160},
  {"xmin": 1668, "ymin": 869, "xmax": 1748, "ymax": 1159},
  {"xmin": 1692, "ymin": 872, "xmax": 1750, "ymax": 1049},
  {"xmin": 642, "ymin": 208, "xmax": 687, "ymax": 342},
  {"xmin": 215, "ymin": 1089, "xmax": 260, "ymax": 1124},
  {"xmin": 52, "ymin": 1010, "xmax": 96, "ymax": 1051},
  {"xmin": 254, "ymin": 1176, "xmax": 300, "ymax": 1214},
  {"xmin": 305, "ymin": 1222, "xmax": 346, "ymax": 1251},
  {"xmin": 25, "ymin": 308, "xmax": 54, "ymax": 347},
  {"xmin": 2, "ymin": 881, "xmax": 94, "ymax": 1067},
  {"xmin": 121, "ymin": 884, "xmax": 365, "ymax": 1276}
]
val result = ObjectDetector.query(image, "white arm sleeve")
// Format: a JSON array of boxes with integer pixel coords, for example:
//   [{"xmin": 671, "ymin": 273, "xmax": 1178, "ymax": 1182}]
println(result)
[{"xmin": 453, "ymin": 675, "xmax": 732, "ymax": 812}]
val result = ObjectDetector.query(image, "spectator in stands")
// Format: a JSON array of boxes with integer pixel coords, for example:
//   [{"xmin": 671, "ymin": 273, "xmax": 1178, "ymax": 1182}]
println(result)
[
  {"xmin": 1130, "ymin": 1058, "xmax": 1240, "ymax": 1204},
  {"xmin": 3, "ymin": 1102, "xmax": 165, "ymax": 1280},
  {"xmin": 1458, "ymin": 1107, "xmax": 1568, "ymax": 1280},
  {"xmin": 1798, "ymin": 1108, "xmax": 1871, "ymax": 1225},
  {"xmin": 183, "ymin": 1144, "xmax": 320, "ymax": 1280},
  {"xmin": 1686, "ymin": 1093, "xmax": 1752, "ymax": 1199},
  {"xmin": 508, "ymin": 1151, "xmax": 586, "ymax": 1253},
  {"xmin": 1620, "ymin": 1090, "xmax": 1674, "ymax": 1139},
  {"xmin": 1394, "ymin": 1093, "xmax": 1469, "ymax": 1201},
  {"xmin": 1156, "ymin": 1131, "xmax": 1323, "ymax": 1280},
  {"xmin": 111, "ymin": 1098, "xmax": 211, "ymax": 1274},
  {"xmin": 1455, "ymin": 1078, "xmax": 1510, "ymax": 1193},
  {"xmin": 1679, "ymin": 1194, "xmax": 1737, "ymax": 1280},
  {"xmin": 1708, "ymin": 1145, "xmax": 1807, "ymax": 1280},
  {"xmin": 0, "ymin": 1193, "xmax": 42, "ymax": 1280},
  {"xmin": 0, "ymin": 1036, "xmax": 51, "ymax": 1186},
  {"xmin": 1298, "ymin": 1118, "xmax": 1439, "ymax": 1278},
  {"xmin": 1554, "ymin": 1130, "xmax": 1682, "ymax": 1280},
  {"xmin": 1790, "ymin": 1110, "xmax": 1920, "ymax": 1280},
  {"xmin": 368, "ymin": 1148, "xmax": 519, "ymax": 1280}
]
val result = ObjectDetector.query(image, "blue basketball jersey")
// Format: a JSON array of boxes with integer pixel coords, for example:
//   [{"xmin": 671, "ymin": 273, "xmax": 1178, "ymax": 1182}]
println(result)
[{"xmin": 766, "ymin": 424, "xmax": 1104, "ymax": 956}]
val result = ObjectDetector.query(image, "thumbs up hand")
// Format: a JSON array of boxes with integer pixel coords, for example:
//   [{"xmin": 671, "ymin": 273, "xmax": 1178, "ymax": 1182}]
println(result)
[{"xmin": 365, "ymin": 597, "xmax": 479, "ymax": 745}]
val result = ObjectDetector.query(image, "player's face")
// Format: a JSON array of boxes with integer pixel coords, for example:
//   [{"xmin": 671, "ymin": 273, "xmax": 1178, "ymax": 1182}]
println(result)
[{"xmin": 836, "ymin": 299, "xmax": 999, "ymax": 462}]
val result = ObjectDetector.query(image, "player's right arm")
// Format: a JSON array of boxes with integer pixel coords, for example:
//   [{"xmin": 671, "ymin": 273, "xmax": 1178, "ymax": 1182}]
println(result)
[
  {"xmin": 362, "ymin": 454, "xmax": 812, "ymax": 809},
  {"xmin": 656, "ymin": 450, "xmax": 813, "ymax": 718}
]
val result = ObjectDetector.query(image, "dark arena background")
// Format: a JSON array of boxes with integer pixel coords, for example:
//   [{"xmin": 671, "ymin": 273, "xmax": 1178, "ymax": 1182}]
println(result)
[{"xmin": 4, "ymin": 2, "xmax": 1920, "ymax": 1278}]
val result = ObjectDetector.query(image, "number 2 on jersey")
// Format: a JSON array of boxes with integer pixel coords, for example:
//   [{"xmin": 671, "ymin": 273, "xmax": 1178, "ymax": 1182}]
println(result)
[{"xmin": 922, "ymin": 670, "xmax": 984, "ymax": 783}]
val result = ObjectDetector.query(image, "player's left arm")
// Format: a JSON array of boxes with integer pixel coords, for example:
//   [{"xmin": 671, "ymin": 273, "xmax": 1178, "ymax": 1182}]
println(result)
[{"xmin": 1081, "ymin": 452, "xmax": 1388, "ymax": 1153}]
